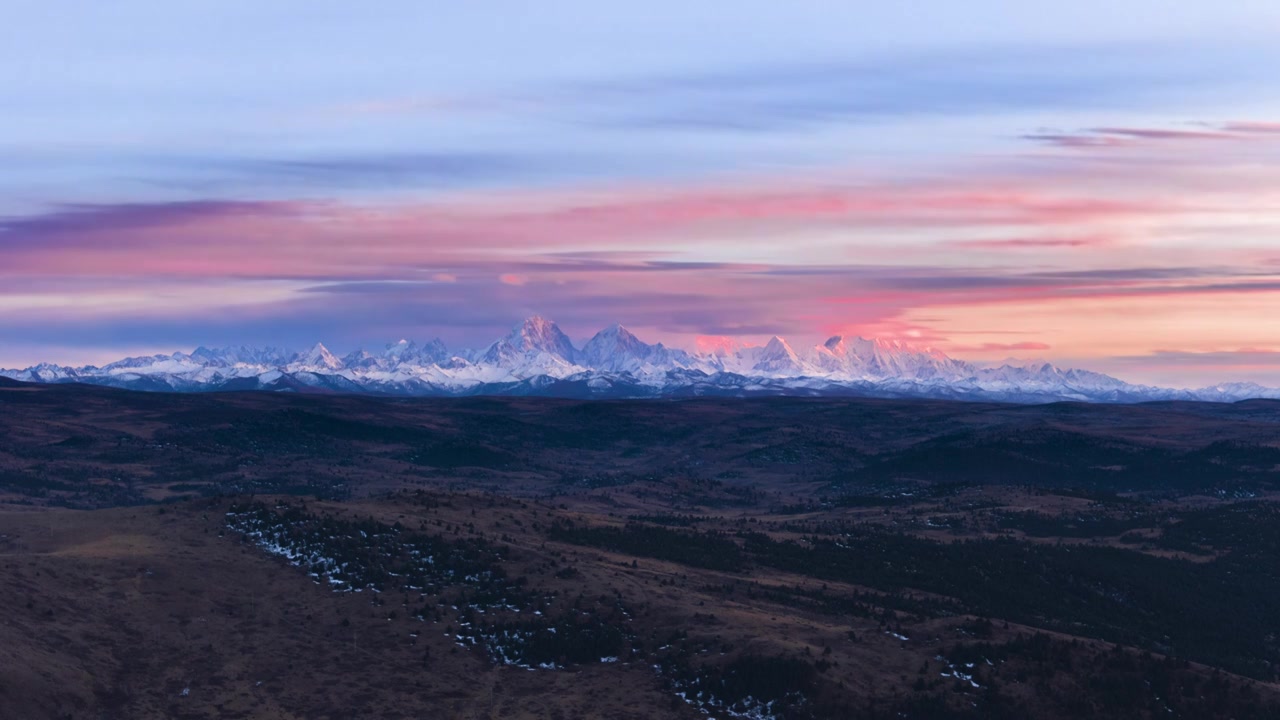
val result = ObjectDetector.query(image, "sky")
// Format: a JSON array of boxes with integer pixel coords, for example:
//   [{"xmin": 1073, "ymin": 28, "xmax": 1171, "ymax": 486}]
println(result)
[{"xmin": 3, "ymin": 1, "xmax": 1280, "ymax": 386}]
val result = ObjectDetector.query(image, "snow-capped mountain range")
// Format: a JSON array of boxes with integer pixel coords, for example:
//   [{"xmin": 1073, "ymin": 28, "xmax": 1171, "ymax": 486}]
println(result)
[{"xmin": 2, "ymin": 316, "xmax": 1277, "ymax": 403}]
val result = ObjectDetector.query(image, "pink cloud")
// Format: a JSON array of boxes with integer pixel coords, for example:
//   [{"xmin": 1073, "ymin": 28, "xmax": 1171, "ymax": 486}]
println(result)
[
  {"xmin": 954, "ymin": 234, "xmax": 1112, "ymax": 250},
  {"xmin": 1218, "ymin": 121, "xmax": 1280, "ymax": 134},
  {"xmin": 1090, "ymin": 127, "xmax": 1236, "ymax": 141},
  {"xmin": 948, "ymin": 341, "xmax": 1052, "ymax": 352},
  {"xmin": 694, "ymin": 335, "xmax": 741, "ymax": 355},
  {"xmin": 0, "ymin": 183, "xmax": 1184, "ymax": 282},
  {"xmin": 1025, "ymin": 120, "xmax": 1280, "ymax": 151},
  {"xmin": 3, "ymin": 117, "xmax": 1280, "ymax": 382}
]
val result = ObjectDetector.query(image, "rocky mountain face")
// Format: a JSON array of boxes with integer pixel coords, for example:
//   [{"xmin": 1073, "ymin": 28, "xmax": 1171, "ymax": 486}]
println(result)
[{"xmin": 4, "ymin": 316, "xmax": 1278, "ymax": 403}]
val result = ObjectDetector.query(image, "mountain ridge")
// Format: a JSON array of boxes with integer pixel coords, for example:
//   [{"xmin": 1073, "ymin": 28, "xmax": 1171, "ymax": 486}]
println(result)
[{"xmin": 3, "ymin": 316, "xmax": 1277, "ymax": 403}]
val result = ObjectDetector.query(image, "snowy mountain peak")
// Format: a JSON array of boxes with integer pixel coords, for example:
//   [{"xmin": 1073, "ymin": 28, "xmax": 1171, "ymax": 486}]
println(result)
[
  {"xmin": 341, "ymin": 349, "xmax": 380, "ymax": 370},
  {"xmin": 491, "ymin": 316, "xmax": 573, "ymax": 356},
  {"xmin": 4, "ymin": 317, "xmax": 1279, "ymax": 403},
  {"xmin": 483, "ymin": 316, "xmax": 578, "ymax": 365},
  {"xmin": 826, "ymin": 335, "xmax": 896, "ymax": 361},
  {"xmin": 577, "ymin": 323, "xmax": 688, "ymax": 374},
  {"xmin": 421, "ymin": 338, "xmax": 448, "ymax": 358},
  {"xmin": 190, "ymin": 346, "xmax": 220, "ymax": 363},
  {"xmin": 753, "ymin": 336, "xmax": 807, "ymax": 375},
  {"xmin": 381, "ymin": 339, "xmax": 418, "ymax": 362},
  {"xmin": 581, "ymin": 323, "xmax": 643, "ymax": 355},
  {"xmin": 514, "ymin": 316, "xmax": 568, "ymax": 344},
  {"xmin": 762, "ymin": 336, "xmax": 796, "ymax": 356},
  {"xmin": 293, "ymin": 342, "xmax": 343, "ymax": 370},
  {"xmin": 599, "ymin": 322, "xmax": 636, "ymax": 340}
]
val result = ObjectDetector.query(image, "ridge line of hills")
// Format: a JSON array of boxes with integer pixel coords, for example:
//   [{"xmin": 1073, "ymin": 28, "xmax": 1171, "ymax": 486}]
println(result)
[{"xmin": 3, "ymin": 316, "xmax": 1277, "ymax": 403}]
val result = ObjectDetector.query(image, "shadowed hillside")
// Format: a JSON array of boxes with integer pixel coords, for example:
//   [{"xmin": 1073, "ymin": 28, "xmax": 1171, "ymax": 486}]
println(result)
[{"xmin": 2, "ymin": 382, "xmax": 1279, "ymax": 718}]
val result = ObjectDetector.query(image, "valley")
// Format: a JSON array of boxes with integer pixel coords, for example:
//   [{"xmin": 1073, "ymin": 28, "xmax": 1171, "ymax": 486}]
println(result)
[{"xmin": 2, "ymin": 381, "xmax": 1280, "ymax": 718}]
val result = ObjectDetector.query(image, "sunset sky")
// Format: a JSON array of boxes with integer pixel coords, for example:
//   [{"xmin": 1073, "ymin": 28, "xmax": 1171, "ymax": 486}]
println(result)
[{"xmin": 3, "ymin": 1, "xmax": 1280, "ymax": 386}]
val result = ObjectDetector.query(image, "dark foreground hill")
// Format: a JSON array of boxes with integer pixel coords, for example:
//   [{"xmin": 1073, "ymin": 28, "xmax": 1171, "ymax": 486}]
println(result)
[{"xmin": 2, "ymin": 381, "xmax": 1279, "ymax": 718}]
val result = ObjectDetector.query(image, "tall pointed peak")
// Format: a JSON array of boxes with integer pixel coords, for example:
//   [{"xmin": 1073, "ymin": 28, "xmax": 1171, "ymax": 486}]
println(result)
[
  {"xmin": 582, "ymin": 324, "xmax": 695, "ymax": 372},
  {"xmin": 758, "ymin": 336, "xmax": 800, "ymax": 362},
  {"xmin": 517, "ymin": 315, "xmax": 555, "ymax": 331},
  {"xmin": 763, "ymin": 335, "xmax": 794, "ymax": 351},
  {"xmin": 751, "ymin": 335, "xmax": 806, "ymax": 374},
  {"xmin": 507, "ymin": 316, "xmax": 564, "ymax": 342},
  {"xmin": 581, "ymin": 323, "xmax": 651, "ymax": 365},
  {"xmin": 483, "ymin": 315, "xmax": 577, "ymax": 364},
  {"xmin": 384, "ymin": 338, "xmax": 419, "ymax": 358},
  {"xmin": 294, "ymin": 342, "xmax": 343, "ymax": 369},
  {"xmin": 591, "ymin": 322, "xmax": 639, "ymax": 342},
  {"xmin": 510, "ymin": 315, "xmax": 567, "ymax": 339}
]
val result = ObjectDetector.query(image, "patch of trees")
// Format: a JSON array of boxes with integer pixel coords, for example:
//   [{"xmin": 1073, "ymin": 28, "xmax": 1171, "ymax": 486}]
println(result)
[
  {"xmin": 740, "ymin": 515, "xmax": 1280, "ymax": 681},
  {"xmin": 402, "ymin": 440, "xmax": 516, "ymax": 469},
  {"xmin": 1157, "ymin": 502, "xmax": 1280, "ymax": 559},
  {"xmin": 658, "ymin": 654, "xmax": 816, "ymax": 720},
  {"xmin": 992, "ymin": 510, "xmax": 1154, "ymax": 538},
  {"xmin": 547, "ymin": 521, "xmax": 747, "ymax": 572},
  {"xmin": 852, "ymin": 430, "xmax": 1280, "ymax": 493},
  {"xmin": 225, "ymin": 501, "xmax": 514, "ymax": 599},
  {"xmin": 472, "ymin": 614, "xmax": 628, "ymax": 668},
  {"xmin": 625, "ymin": 513, "xmax": 709, "ymax": 527},
  {"xmin": 225, "ymin": 501, "xmax": 640, "ymax": 672},
  {"xmin": 928, "ymin": 632, "xmax": 1280, "ymax": 719}
]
